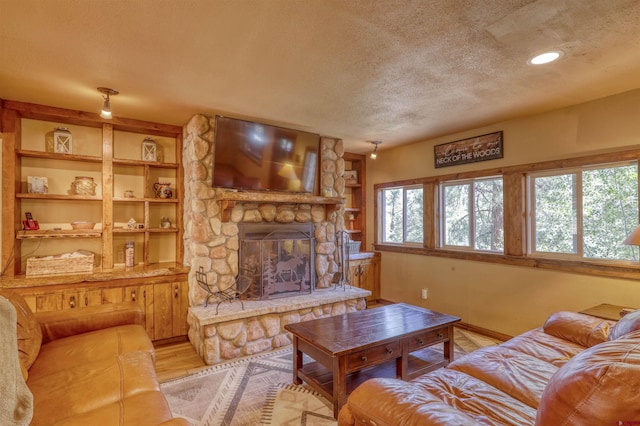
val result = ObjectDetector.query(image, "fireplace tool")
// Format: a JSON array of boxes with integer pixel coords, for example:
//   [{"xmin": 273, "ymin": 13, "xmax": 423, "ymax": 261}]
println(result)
[
  {"xmin": 195, "ymin": 266, "xmax": 255, "ymax": 314},
  {"xmin": 334, "ymin": 230, "xmax": 352, "ymax": 289}
]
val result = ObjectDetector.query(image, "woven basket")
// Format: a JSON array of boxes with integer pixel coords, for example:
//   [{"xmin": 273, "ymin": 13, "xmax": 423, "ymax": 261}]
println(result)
[
  {"xmin": 26, "ymin": 250, "xmax": 95, "ymax": 276},
  {"xmin": 347, "ymin": 240, "xmax": 361, "ymax": 253}
]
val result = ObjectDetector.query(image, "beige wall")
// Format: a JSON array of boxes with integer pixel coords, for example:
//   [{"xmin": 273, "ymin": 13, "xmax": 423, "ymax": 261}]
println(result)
[{"xmin": 366, "ymin": 88, "xmax": 640, "ymax": 336}]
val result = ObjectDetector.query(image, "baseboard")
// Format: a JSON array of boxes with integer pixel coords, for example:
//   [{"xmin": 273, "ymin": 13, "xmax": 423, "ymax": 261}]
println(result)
[{"xmin": 456, "ymin": 322, "xmax": 512, "ymax": 342}]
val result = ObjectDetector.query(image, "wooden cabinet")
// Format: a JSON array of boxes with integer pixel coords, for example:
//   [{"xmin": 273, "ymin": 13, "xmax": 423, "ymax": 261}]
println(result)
[
  {"xmin": 343, "ymin": 152, "xmax": 366, "ymax": 250},
  {"xmin": 348, "ymin": 252, "xmax": 380, "ymax": 302},
  {"xmin": 12, "ymin": 271, "xmax": 188, "ymax": 341},
  {"xmin": 1, "ymin": 100, "xmax": 183, "ymax": 276}
]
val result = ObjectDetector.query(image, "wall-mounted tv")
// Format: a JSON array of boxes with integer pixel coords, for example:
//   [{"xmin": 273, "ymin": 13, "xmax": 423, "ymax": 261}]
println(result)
[{"xmin": 212, "ymin": 116, "xmax": 320, "ymax": 194}]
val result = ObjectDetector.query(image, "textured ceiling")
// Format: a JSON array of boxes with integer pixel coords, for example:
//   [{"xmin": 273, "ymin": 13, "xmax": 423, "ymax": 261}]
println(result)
[{"xmin": 1, "ymin": 0, "xmax": 640, "ymax": 154}]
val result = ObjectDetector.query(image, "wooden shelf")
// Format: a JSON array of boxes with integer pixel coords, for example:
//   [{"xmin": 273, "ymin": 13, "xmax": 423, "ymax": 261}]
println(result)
[
  {"xmin": 113, "ymin": 158, "xmax": 179, "ymax": 169},
  {"xmin": 113, "ymin": 227, "xmax": 178, "ymax": 234},
  {"xmin": 17, "ymin": 193, "xmax": 102, "ymax": 201},
  {"xmin": 113, "ymin": 197, "xmax": 179, "ymax": 203},
  {"xmin": 216, "ymin": 190, "xmax": 344, "ymax": 205},
  {"xmin": 16, "ymin": 229, "xmax": 101, "ymax": 239},
  {"xmin": 17, "ymin": 149, "xmax": 102, "ymax": 163}
]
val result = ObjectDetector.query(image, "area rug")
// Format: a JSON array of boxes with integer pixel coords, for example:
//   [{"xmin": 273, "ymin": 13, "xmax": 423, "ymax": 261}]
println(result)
[{"xmin": 160, "ymin": 328, "xmax": 500, "ymax": 426}]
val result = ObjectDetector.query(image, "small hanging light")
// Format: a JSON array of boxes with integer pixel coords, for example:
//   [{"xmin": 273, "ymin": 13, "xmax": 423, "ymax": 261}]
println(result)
[
  {"xmin": 97, "ymin": 87, "xmax": 119, "ymax": 119},
  {"xmin": 369, "ymin": 141, "xmax": 382, "ymax": 159}
]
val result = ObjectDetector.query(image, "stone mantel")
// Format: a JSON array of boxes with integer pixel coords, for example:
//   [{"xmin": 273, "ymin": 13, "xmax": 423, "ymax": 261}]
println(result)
[{"xmin": 217, "ymin": 190, "xmax": 345, "ymax": 221}]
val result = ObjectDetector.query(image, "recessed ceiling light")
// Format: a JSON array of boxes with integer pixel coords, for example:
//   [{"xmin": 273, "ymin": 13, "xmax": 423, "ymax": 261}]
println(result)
[{"xmin": 528, "ymin": 50, "xmax": 563, "ymax": 65}]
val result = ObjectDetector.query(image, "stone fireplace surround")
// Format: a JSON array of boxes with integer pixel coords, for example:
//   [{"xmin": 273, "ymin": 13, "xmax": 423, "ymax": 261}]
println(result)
[{"xmin": 182, "ymin": 115, "xmax": 369, "ymax": 365}]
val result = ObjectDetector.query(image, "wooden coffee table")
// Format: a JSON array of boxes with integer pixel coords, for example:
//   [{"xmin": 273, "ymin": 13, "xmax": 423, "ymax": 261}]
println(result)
[{"xmin": 284, "ymin": 303, "xmax": 460, "ymax": 417}]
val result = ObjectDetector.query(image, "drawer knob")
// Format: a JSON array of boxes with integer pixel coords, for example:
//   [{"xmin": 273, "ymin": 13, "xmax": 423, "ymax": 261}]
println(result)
[
  {"xmin": 437, "ymin": 332, "xmax": 443, "ymax": 339},
  {"xmin": 386, "ymin": 348, "xmax": 393, "ymax": 354},
  {"xmin": 360, "ymin": 355, "xmax": 367, "ymax": 362},
  {"xmin": 417, "ymin": 338, "xmax": 424, "ymax": 345}
]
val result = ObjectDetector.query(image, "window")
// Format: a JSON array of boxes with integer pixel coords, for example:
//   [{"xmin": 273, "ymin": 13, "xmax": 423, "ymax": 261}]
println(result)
[
  {"xmin": 530, "ymin": 161, "xmax": 638, "ymax": 261},
  {"xmin": 380, "ymin": 185, "xmax": 423, "ymax": 244},
  {"xmin": 441, "ymin": 177, "xmax": 504, "ymax": 252}
]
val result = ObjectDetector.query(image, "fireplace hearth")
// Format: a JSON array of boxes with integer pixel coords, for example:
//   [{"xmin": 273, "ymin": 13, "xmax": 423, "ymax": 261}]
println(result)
[{"xmin": 239, "ymin": 223, "xmax": 315, "ymax": 300}]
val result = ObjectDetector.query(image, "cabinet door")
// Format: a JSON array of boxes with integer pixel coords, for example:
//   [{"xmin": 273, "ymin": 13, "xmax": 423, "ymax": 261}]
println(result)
[
  {"xmin": 349, "ymin": 260, "xmax": 363, "ymax": 288},
  {"xmin": 172, "ymin": 280, "xmax": 189, "ymax": 337},
  {"xmin": 79, "ymin": 289, "xmax": 103, "ymax": 307},
  {"xmin": 36, "ymin": 290, "xmax": 79, "ymax": 311},
  {"xmin": 124, "ymin": 284, "xmax": 153, "ymax": 336},
  {"xmin": 101, "ymin": 287, "xmax": 124, "ymax": 304},
  {"xmin": 153, "ymin": 282, "xmax": 174, "ymax": 340}
]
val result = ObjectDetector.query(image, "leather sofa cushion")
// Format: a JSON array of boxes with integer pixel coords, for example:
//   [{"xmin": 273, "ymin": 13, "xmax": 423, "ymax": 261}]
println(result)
[
  {"xmin": 27, "ymin": 350, "xmax": 160, "ymax": 426},
  {"xmin": 536, "ymin": 335, "xmax": 640, "ymax": 425},
  {"xmin": 542, "ymin": 311, "xmax": 610, "ymax": 347},
  {"xmin": 412, "ymin": 369, "xmax": 537, "ymax": 425},
  {"xmin": 32, "ymin": 391, "xmax": 177, "ymax": 426},
  {"xmin": 609, "ymin": 309, "xmax": 640, "ymax": 340},
  {"xmin": 445, "ymin": 345, "xmax": 557, "ymax": 408},
  {"xmin": 500, "ymin": 328, "xmax": 586, "ymax": 367},
  {"xmin": 0, "ymin": 290, "xmax": 42, "ymax": 374},
  {"xmin": 28, "ymin": 324, "xmax": 155, "ymax": 378}
]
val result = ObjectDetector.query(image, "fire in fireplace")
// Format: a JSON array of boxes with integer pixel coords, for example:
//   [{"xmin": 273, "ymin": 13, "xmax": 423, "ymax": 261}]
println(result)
[{"xmin": 238, "ymin": 223, "xmax": 315, "ymax": 300}]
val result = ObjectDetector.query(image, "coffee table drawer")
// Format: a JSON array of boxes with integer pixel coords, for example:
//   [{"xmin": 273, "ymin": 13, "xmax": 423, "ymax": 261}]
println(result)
[
  {"xmin": 407, "ymin": 327, "xmax": 449, "ymax": 352},
  {"xmin": 347, "ymin": 341, "xmax": 401, "ymax": 371}
]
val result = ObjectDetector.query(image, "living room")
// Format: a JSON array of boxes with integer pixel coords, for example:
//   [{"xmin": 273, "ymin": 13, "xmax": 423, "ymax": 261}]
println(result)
[{"xmin": 2, "ymin": 1, "xmax": 640, "ymax": 425}]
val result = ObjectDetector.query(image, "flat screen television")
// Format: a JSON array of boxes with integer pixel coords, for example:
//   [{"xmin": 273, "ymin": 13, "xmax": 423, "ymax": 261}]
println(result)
[{"xmin": 212, "ymin": 116, "xmax": 320, "ymax": 194}]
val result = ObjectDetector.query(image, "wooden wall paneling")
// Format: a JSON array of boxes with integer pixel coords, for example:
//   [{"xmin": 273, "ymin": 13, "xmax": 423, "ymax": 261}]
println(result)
[{"xmin": 503, "ymin": 172, "xmax": 526, "ymax": 256}]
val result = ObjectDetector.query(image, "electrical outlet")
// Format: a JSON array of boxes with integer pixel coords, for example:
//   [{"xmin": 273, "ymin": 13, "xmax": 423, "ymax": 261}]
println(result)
[{"xmin": 421, "ymin": 288, "xmax": 428, "ymax": 300}]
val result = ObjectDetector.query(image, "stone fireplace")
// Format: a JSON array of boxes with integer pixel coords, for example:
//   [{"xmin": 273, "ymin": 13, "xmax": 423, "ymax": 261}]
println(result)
[
  {"xmin": 182, "ymin": 115, "xmax": 369, "ymax": 365},
  {"xmin": 239, "ymin": 223, "xmax": 315, "ymax": 300}
]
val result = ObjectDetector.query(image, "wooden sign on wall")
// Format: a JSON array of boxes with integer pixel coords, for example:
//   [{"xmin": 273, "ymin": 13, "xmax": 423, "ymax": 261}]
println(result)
[{"xmin": 434, "ymin": 131, "xmax": 503, "ymax": 168}]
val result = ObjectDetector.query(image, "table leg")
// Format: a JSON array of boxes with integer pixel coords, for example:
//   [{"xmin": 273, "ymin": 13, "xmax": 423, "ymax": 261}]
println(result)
[
  {"xmin": 332, "ymin": 355, "xmax": 347, "ymax": 418},
  {"xmin": 444, "ymin": 325, "xmax": 454, "ymax": 364},
  {"xmin": 292, "ymin": 336, "xmax": 302, "ymax": 385}
]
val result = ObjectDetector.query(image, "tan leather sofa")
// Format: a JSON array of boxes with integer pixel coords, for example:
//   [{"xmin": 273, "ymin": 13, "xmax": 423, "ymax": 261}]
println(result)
[
  {"xmin": 338, "ymin": 309, "xmax": 640, "ymax": 425},
  {"xmin": 0, "ymin": 288, "xmax": 190, "ymax": 426}
]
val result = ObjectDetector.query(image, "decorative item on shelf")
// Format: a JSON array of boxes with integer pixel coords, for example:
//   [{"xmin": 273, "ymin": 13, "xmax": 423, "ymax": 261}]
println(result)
[
  {"xmin": 153, "ymin": 182, "xmax": 173, "ymax": 199},
  {"xmin": 70, "ymin": 221, "xmax": 96, "ymax": 230},
  {"xmin": 344, "ymin": 170, "xmax": 358, "ymax": 185},
  {"xmin": 141, "ymin": 137, "xmax": 157, "ymax": 162},
  {"xmin": 53, "ymin": 127, "xmax": 73, "ymax": 154},
  {"xmin": 348, "ymin": 214, "xmax": 355, "ymax": 230},
  {"xmin": 125, "ymin": 241, "xmax": 135, "ymax": 268},
  {"xmin": 123, "ymin": 189, "xmax": 135, "ymax": 198},
  {"xmin": 127, "ymin": 218, "xmax": 137, "ymax": 229},
  {"xmin": 71, "ymin": 176, "xmax": 97, "ymax": 196},
  {"xmin": 160, "ymin": 216, "xmax": 172, "ymax": 228},
  {"xmin": 347, "ymin": 239, "xmax": 361, "ymax": 253},
  {"xmin": 26, "ymin": 250, "xmax": 95, "ymax": 276},
  {"xmin": 27, "ymin": 176, "xmax": 48, "ymax": 194}
]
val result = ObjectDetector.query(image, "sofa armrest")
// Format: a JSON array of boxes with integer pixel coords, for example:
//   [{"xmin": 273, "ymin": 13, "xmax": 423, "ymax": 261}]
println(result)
[
  {"xmin": 543, "ymin": 311, "xmax": 611, "ymax": 347},
  {"xmin": 35, "ymin": 302, "xmax": 144, "ymax": 343}
]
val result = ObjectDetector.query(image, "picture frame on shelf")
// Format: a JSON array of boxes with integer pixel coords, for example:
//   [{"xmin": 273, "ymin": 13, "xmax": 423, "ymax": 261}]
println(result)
[
  {"xmin": 344, "ymin": 170, "xmax": 358, "ymax": 185},
  {"xmin": 27, "ymin": 176, "xmax": 49, "ymax": 194}
]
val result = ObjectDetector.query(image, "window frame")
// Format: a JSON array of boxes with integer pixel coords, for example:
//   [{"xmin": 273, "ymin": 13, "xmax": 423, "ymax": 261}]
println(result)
[
  {"xmin": 439, "ymin": 175, "xmax": 504, "ymax": 253},
  {"xmin": 527, "ymin": 160, "xmax": 639, "ymax": 265},
  {"xmin": 378, "ymin": 184, "xmax": 424, "ymax": 247}
]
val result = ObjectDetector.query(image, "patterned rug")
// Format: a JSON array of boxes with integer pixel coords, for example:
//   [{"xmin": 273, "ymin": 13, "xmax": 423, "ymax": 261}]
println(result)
[{"xmin": 160, "ymin": 328, "xmax": 500, "ymax": 426}]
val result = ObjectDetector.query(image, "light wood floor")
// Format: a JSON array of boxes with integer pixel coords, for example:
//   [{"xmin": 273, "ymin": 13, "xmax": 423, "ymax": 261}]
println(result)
[{"xmin": 154, "ymin": 337, "xmax": 208, "ymax": 383}]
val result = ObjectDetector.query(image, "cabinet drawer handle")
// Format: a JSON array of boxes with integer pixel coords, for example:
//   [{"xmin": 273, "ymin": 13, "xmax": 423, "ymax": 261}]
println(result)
[
  {"xmin": 386, "ymin": 348, "xmax": 393, "ymax": 354},
  {"xmin": 174, "ymin": 285, "xmax": 179, "ymax": 299},
  {"xmin": 131, "ymin": 289, "xmax": 136, "ymax": 302},
  {"xmin": 84, "ymin": 296, "xmax": 89, "ymax": 306},
  {"xmin": 69, "ymin": 296, "xmax": 76, "ymax": 308},
  {"xmin": 437, "ymin": 332, "xmax": 443, "ymax": 339},
  {"xmin": 417, "ymin": 338, "xmax": 424, "ymax": 345},
  {"xmin": 360, "ymin": 355, "xmax": 367, "ymax": 362}
]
